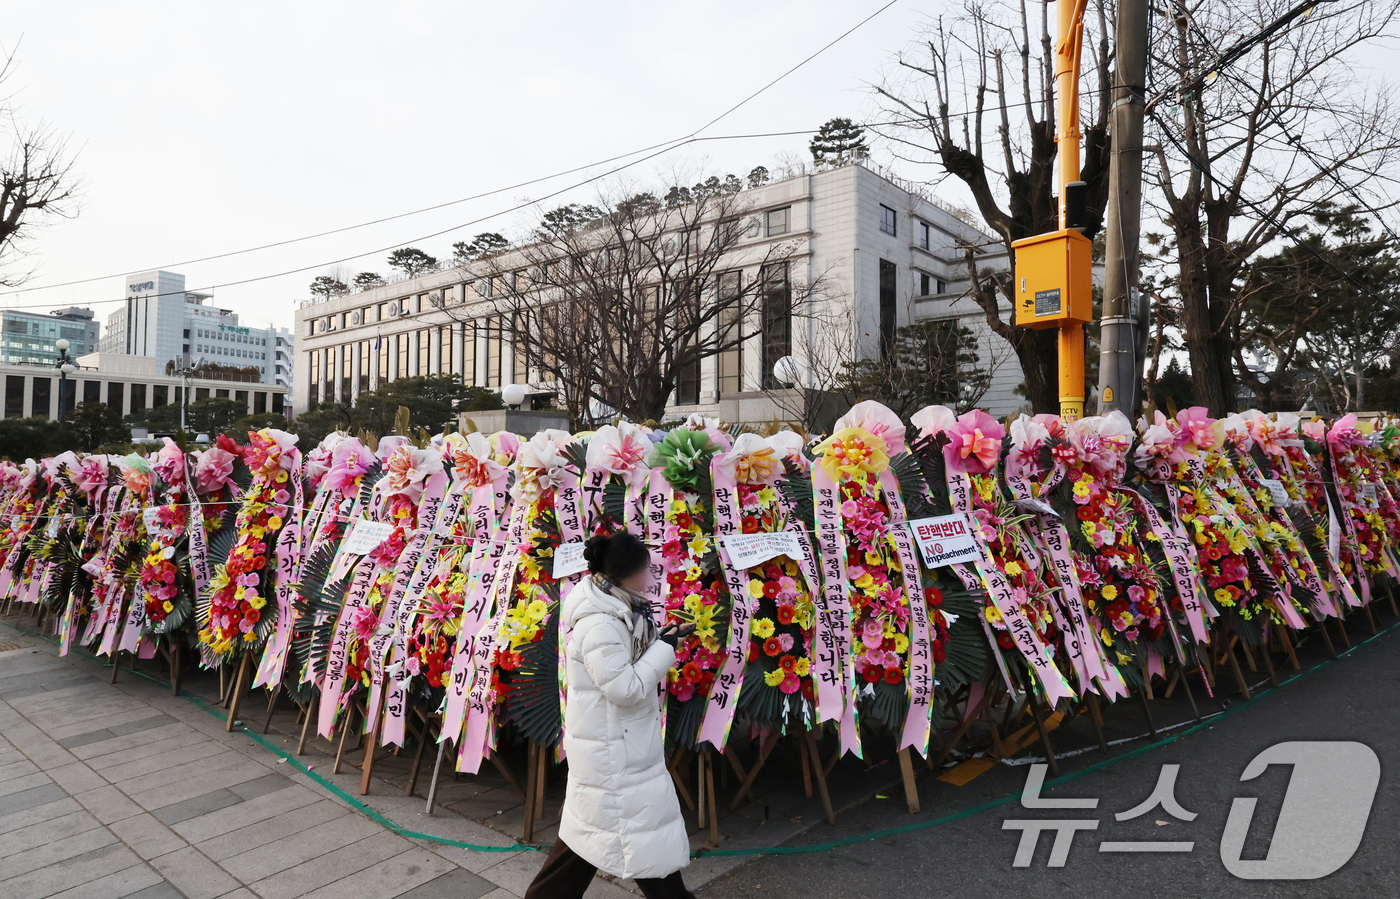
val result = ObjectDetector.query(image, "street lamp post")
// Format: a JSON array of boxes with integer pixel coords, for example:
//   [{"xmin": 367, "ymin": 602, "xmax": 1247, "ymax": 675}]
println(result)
[{"xmin": 55, "ymin": 339, "xmax": 76, "ymax": 422}]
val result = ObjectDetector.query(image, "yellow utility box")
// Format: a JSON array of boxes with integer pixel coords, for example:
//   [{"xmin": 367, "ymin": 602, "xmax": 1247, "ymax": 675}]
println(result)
[{"xmin": 1010, "ymin": 228, "xmax": 1093, "ymax": 328}]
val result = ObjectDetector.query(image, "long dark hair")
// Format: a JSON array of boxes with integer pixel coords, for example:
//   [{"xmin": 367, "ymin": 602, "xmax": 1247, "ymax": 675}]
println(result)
[{"xmin": 582, "ymin": 531, "xmax": 649, "ymax": 581}]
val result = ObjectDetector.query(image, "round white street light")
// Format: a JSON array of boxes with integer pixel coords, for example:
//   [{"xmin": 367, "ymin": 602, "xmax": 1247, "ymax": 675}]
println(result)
[
  {"xmin": 501, "ymin": 383, "xmax": 526, "ymax": 408},
  {"xmin": 773, "ymin": 355, "xmax": 801, "ymax": 388},
  {"xmin": 55, "ymin": 338, "xmax": 69, "ymax": 352},
  {"xmin": 60, "ymin": 363, "xmax": 76, "ymax": 375}
]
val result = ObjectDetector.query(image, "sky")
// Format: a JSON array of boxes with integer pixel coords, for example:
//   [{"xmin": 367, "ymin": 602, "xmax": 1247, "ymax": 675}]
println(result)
[{"xmin": 0, "ymin": 0, "xmax": 952, "ymax": 334}]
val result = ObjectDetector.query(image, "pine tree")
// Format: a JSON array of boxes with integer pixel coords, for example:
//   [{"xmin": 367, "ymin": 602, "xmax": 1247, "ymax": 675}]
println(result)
[{"xmin": 809, "ymin": 118, "xmax": 868, "ymax": 168}]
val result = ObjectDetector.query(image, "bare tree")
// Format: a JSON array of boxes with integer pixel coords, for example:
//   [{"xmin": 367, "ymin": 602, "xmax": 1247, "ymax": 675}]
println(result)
[
  {"xmin": 873, "ymin": 0, "xmax": 1114, "ymax": 413},
  {"xmin": 0, "ymin": 49, "xmax": 81, "ymax": 285},
  {"xmin": 1144, "ymin": 0, "xmax": 1400, "ymax": 414},
  {"xmin": 453, "ymin": 177, "xmax": 829, "ymax": 426}
]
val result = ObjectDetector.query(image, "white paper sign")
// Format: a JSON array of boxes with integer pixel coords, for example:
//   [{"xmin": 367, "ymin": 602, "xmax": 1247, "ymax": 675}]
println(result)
[
  {"xmin": 1360, "ymin": 484, "xmax": 1378, "ymax": 505},
  {"xmin": 1015, "ymin": 497, "xmax": 1058, "ymax": 517},
  {"xmin": 718, "ymin": 532, "xmax": 802, "ymax": 570},
  {"xmin": 341, "ymin": 519, "xmax": 395, "ymax": 555},
  {"xmin": 142, "ymin": 507, "xmax": 162, "ymax": 531},
  {"xmin": 44, "ymin": 517, "xmax": 59, "ymax": 539},
  {"xmin": 908, "ymin": 514, "xmax": 980, "ymax": 567},
  {"xmin": 552, "ymin": 541, "xmax": 589, "ymax": 579},
  {"xmin": 1259, "ymin": 479, "xmax": 1291, "ymax": 509}
]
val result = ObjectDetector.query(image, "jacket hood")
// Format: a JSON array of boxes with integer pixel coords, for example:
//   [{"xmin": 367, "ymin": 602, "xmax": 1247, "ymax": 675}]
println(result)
[{"xmin": 563, "ymin": 576, "xmax": 634, "ymax": 630}]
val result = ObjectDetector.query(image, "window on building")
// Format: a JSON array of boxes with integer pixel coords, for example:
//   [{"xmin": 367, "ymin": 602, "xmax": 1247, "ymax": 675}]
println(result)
[
  {"xmin": 418, "ymin": 329, "xmax": 431, "ymax": 377},
  {"xmin": 879, "ymin": 259, "xmax": 897, "ymax": 359},
  {"xmin": 760, "ymin": 263, "xmax": 792, "ymax": 390},
  {"xmin": 4, "ymin": 376, "xmax": 22, "ymax": 418},
  {"xmin": 340, "ymin": 343, "xmax": 351, "ymax": 398},
  {"xmin": 359, "ymin": 340, "xmax": 370, "ymax": 397},
  {"xmin": 485, "ymin": 315, "xmax": 501, "ymax": 388},
  {"xmin": 479, "ymin": 277, "xmax": 494, "ymax": 299},
  {"xmin": 84, "ymin": 381, "xmax": 99, "ymax": 405},
  {"xmin": 310, "ymin": 350, "xmax": 320, "ymax": 398},
  {"xmin": 462, "ymin": 321, "xmax": 477, "ymax": 386},
  {"xmin": 717, "ymin": 271, "xmax": 743, "ymax": 397},
  {"xmin": 766, "ymin": 206, "xmax": 790, "ymax": 237},
  {"xmin": 103, "ymin": 380, "xmax": 120, "ymax": 414},
  {"xmin": 919, "ymin": 221, "xmax": 930, "ymax": 250},
  {"xmin": 513, "ymin": 314, "xmax": 528, "ymax": 384},
  {"xmin": 254, "ymin": 392, "xmax": 267, "ymax": 415},
  {"xmin": 183, "ymin": 329, "xmax": 190, "ymax": 339},
  {"xmin": 130, "ymin": 383, "xmax": 146, "ymax": 415},
  {"xmin": 879, "ymin": 204, "xmax": 897, "ymax": 236},
  {"xmin": 235, "ymin": 390, "xmax": 248, "ymax": 408},
  {"xmin": 153, "ymin": 385, "xmax": 168, "ymax": 408},
  {"xmin": 195, "ymin": 387, "xmax": 209, "ymax": 402},
  {"xmin": 439, "ymin": 327, "xmax": 453, "ymax": 379},
  {"xmin": 325, "ymin": 346, "xmax": 337, "ymax": 396},
  {"xmin": 216, "ymin": 389, "xmax": 229, "ymax": 400},
  {"xmin": 377, "ymin": 336, "xmax": 389, "ymax": 382}
]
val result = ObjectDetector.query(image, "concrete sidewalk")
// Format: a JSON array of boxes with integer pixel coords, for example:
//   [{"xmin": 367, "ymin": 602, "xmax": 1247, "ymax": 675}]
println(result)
[{"xmin": 0, "ymin": 618, "xmax": 641, "ymax": 899}]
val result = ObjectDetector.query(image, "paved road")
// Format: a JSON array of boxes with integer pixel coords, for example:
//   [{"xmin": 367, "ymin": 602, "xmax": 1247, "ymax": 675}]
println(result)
[
  {"xmin": 701, "ymin": 619, "xmax": 1400, "ymax": 898},
  {"xmin": 0, "ymin": 619, "xmax": 638, "ymax": 899}
]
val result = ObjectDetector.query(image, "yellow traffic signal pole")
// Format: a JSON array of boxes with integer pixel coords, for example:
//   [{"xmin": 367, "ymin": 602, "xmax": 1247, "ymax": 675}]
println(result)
[
  {"xmin": 1010, "ymin": 0, "xmax": 1093, "ymax": 423},
  {"xmin": 1054, "ymin": 0, "xmax": 1090, "ymax": 422}
]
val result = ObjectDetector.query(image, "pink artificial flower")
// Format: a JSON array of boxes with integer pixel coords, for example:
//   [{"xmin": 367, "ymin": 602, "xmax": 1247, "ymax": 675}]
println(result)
[
  {"xmin": 325, "ymin": 439, "xmax": 376, "ymax": 492},
  {"xmin": 586, "ymin": 422, "xmax": 652, "ymax": 489},
  {"xmin": 834, "ymin": 401, "xmax": 907, "ymax": 455},
  {"xmin": 944, "ymin": 410, "xmax": 1004, "ymax": 475},
  {"xmin": 152, "ymin": 438, "xmax": 185, "ymax": 488},
  {"xmin": 1176, "ymin": 406, "xmax": 1219, "ymax": 451},
  {"xmin": 383, "ymin": 446, "xmax": 442, "ymax": 503},
  {"xmin": 194, "ymin": 447, "xmax": 237, "ymax": 496}
]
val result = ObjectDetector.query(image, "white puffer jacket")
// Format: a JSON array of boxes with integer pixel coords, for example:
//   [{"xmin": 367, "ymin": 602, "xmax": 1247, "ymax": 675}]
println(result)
[{"xmin": 557, "ymin": 577, "xmax": 689, "ymax": 879}]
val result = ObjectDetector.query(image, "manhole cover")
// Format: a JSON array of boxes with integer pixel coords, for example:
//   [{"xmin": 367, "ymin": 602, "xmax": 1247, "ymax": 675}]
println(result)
[{"xmin": 0, "ymin": 642, "xmax": 23, "ymax": 652}]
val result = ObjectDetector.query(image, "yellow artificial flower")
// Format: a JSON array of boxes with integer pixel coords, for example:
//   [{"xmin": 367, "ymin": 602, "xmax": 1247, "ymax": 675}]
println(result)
[
  {"xmin": 813, "ymin": 427, "xmax": 889, "ymax": 482},
  {"xmin": 747, "ymin": 580, "xmax": 765, "ymax": 598},
  {"xmin": 688, "ymin": 535, "xmax": 711, "ymax": 556},
  {"xmin": 853, "ymin": 572, "xmax": 875, "ymax": 591},
  {"xmin": 764, "ymin": 668, "xmax": 786, "ymax": 686},
  {"xmin": 526, "ymin": 599, "xmax": 548, "ymax": 619},
  {"xmin": 752, "ymin": 618, "xmax": 775, "ymax": 639},
  {"xmin": 1003, "ymin": 561, "xmax": 1023, "ymax": 577},
  {"xmin": 1101, "ymin": 584, "xmax": 1118, "ymax": 600},
  {"xmin": 894, "ymin": 633, "xmax": 910, "ymax": 654},
  {"xmin": 795, "ymin": 657, "xmax": 811, "ymax": 676},
  {"xmin": 984, "ymin": 605, "xmax": 1002, "ymax": 624}
]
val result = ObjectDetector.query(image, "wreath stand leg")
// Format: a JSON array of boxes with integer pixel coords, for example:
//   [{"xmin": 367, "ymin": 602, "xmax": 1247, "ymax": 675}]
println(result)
[
  {"xmin": 523, "ymin": 739, "xmax": 543, "ymax": 834},
  {"xmin": 225, "ymin": 653, "xmax": 252, "ymax": 732},
  {"xmin": 218, "ymin": 662, "xmax": 229, "ymax": 705},
  {"xmin": 358, "ymin": 697, "xmax": 385, "ymax": 795},
  {"xmin": 930, "ymin": 682, "xmax": 992, "ymax": 770},
  {"xmin": 897, "ymin": 747, "xmax": 920, "ymax": 814},
  {"xmin": 1017, "ymin": 672, "xmax": 1059, "ymax": 776},
  {"xmin": 1217, "ymin": 635, "xmax": 1251, "ymax": 700},
  {"xmin": 801, "ymin": 730, "xmax": 836, "ymax": 825},
  {"xmin": 1085, "ymin": 693, "xmax": 1109, "ymax": 752},
  {"xmin": 1386, "ymin": 581, "xmax": 1399, "ymax": 618},
  {"xmin": 424, "ymin": 740, "xmax": 447, "ymax": 815},
  {"xmin": 1333, "ymin": 612, "xmax": 1352, "ymax": 649},
  {"xmin": 296, "ymin": 695, "xmax": 318, "ymax": 755},
  {"xmin": 1258, "ymin": 624, "xmax": 1279, "ymax": 688},
  {"xmin": 726, "ymin": 733, "xmax": 776, "ymax": 812},
  {"xmin": 694, "ymin": 749, "xmax": 719, "ymax": 847},
  {"xmin": 1314, "ymin": 616, "xmax": 1338, "ymax": 659},
  {"xmin": 110, "ymin": 649, "xmax": 123, "ymax": 684},
  {"xmin": 1275, "ymin": 625, "xmax": 1301, "ymax": 671},
  {"xmin": 1362, "ymin": 599, "xmax": 1378, "ymax": 635},
  {"xmin": 406, "ymin": 711, "xmax": 436, "ymax": 798},
  {"xmin": 169, "ymin": 643, "xmax": 182, "ymax": 696},
  {"xmin": 332, "ymin": 700, "xmax": 363, "ymax": 774},
  {"xmin": 666, "ymin": 745, "xmax": 696, "ymax": 811}
]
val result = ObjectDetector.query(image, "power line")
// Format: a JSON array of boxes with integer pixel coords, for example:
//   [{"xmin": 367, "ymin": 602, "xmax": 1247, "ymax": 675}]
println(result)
[{"xmin": 2, "ymin": 1, "xmax": 901, "ymax": 306}]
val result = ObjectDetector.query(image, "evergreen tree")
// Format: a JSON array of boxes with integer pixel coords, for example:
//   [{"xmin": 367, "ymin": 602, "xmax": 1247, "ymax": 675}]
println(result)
[{"xmin": 809, "ymin": 118, "xmax": 868, "ymax": 168}]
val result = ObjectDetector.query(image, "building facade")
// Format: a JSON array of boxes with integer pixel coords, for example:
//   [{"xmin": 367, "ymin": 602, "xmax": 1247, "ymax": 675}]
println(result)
[
  {"xmin": 293, "ymin": 164, "xmax": 1025, "ymax": 423},
  {"xmin": 101, "ymin": 270, "xmax": 292, "ymax": 388},
  {"xmin": 0, "ymin": 352, "xmax": 290, "ymax": 422},
  {"xmin": 0, "ymin": 307, "xmax": 100, "ymax": 365}
]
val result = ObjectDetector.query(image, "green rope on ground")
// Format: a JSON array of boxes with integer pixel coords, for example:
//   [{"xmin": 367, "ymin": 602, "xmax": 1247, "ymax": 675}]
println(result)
[{"xmin": 11, "ymin": 615, "xmax": 1399, "ymax": 859}]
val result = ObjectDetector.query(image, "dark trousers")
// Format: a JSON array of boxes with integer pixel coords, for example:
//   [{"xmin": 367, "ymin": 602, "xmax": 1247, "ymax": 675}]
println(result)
[{"xmin": 523, "ymin": 838, "xmax": 696, "ymax": 899}]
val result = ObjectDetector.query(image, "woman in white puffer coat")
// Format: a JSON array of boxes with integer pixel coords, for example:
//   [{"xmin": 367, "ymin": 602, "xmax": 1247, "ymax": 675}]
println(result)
[{"xmin": 524, "ymin": 531, "xmax": 696, "ymax": 899}]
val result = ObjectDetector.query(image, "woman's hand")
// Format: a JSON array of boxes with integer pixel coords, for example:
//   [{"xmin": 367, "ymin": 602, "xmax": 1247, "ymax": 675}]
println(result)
[{"xmin": 658, "ymin": 623, "xmax": 696, "ymax": 648}]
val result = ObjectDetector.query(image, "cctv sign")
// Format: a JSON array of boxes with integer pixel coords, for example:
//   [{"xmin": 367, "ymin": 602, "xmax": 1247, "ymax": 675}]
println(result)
[{"xmin": 908, "ymin": 513, "xmax": 981, "ymax": 567}]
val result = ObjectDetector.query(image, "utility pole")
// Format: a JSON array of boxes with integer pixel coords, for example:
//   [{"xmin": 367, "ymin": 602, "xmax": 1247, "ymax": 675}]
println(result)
[
  {"xmin": 1097, "ymin": 0, "xmax": 1149, "ymax": 416},
  {"xmin": 1012, "ymin": 0, "xmax": 1093, "ymax": 422}
]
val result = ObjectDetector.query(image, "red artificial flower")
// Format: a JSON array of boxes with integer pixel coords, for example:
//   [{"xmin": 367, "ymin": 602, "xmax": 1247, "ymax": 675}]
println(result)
[
  {"xmin": 925, "ymin": 587, "xmax": 943, "ymax": 607},
  {"xmin": 779, "ymin": 654, "xmax": 797, "ymax": 673},
  {"xmin": 763, "ymin": 581, "xmax": 780, "ymax": 599},
  {"xmin": 776, "ymin": 605, "xmax": 796, "ymax": 625},
  {"xmin": 862, "ymin": 666, "xmax": 883, "ymax": 684},
  {"xmin": 748, "ymin": 640, "xmax": 759, "ymax": 663},
  {"xmin": 763, "ymin": 637, "xmax": 783, "ymax": 657},
  {"xmin": 682, "ymin": 662, "xmax": 703, "ymax": 684},
  {"xmin": 996, "ymin": 630, "xmax": 1015, "ymax": 650},
  {"xmin": 932, "ymin": 644, "xmax": 946, "ymax": 664},
  {"xmin": 884, "ymin": 667, "xmax": 903, "ymax": 685},
  {"xmin": 742, "ymin": 518, "xmax": 760, "ymax": 534}
]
